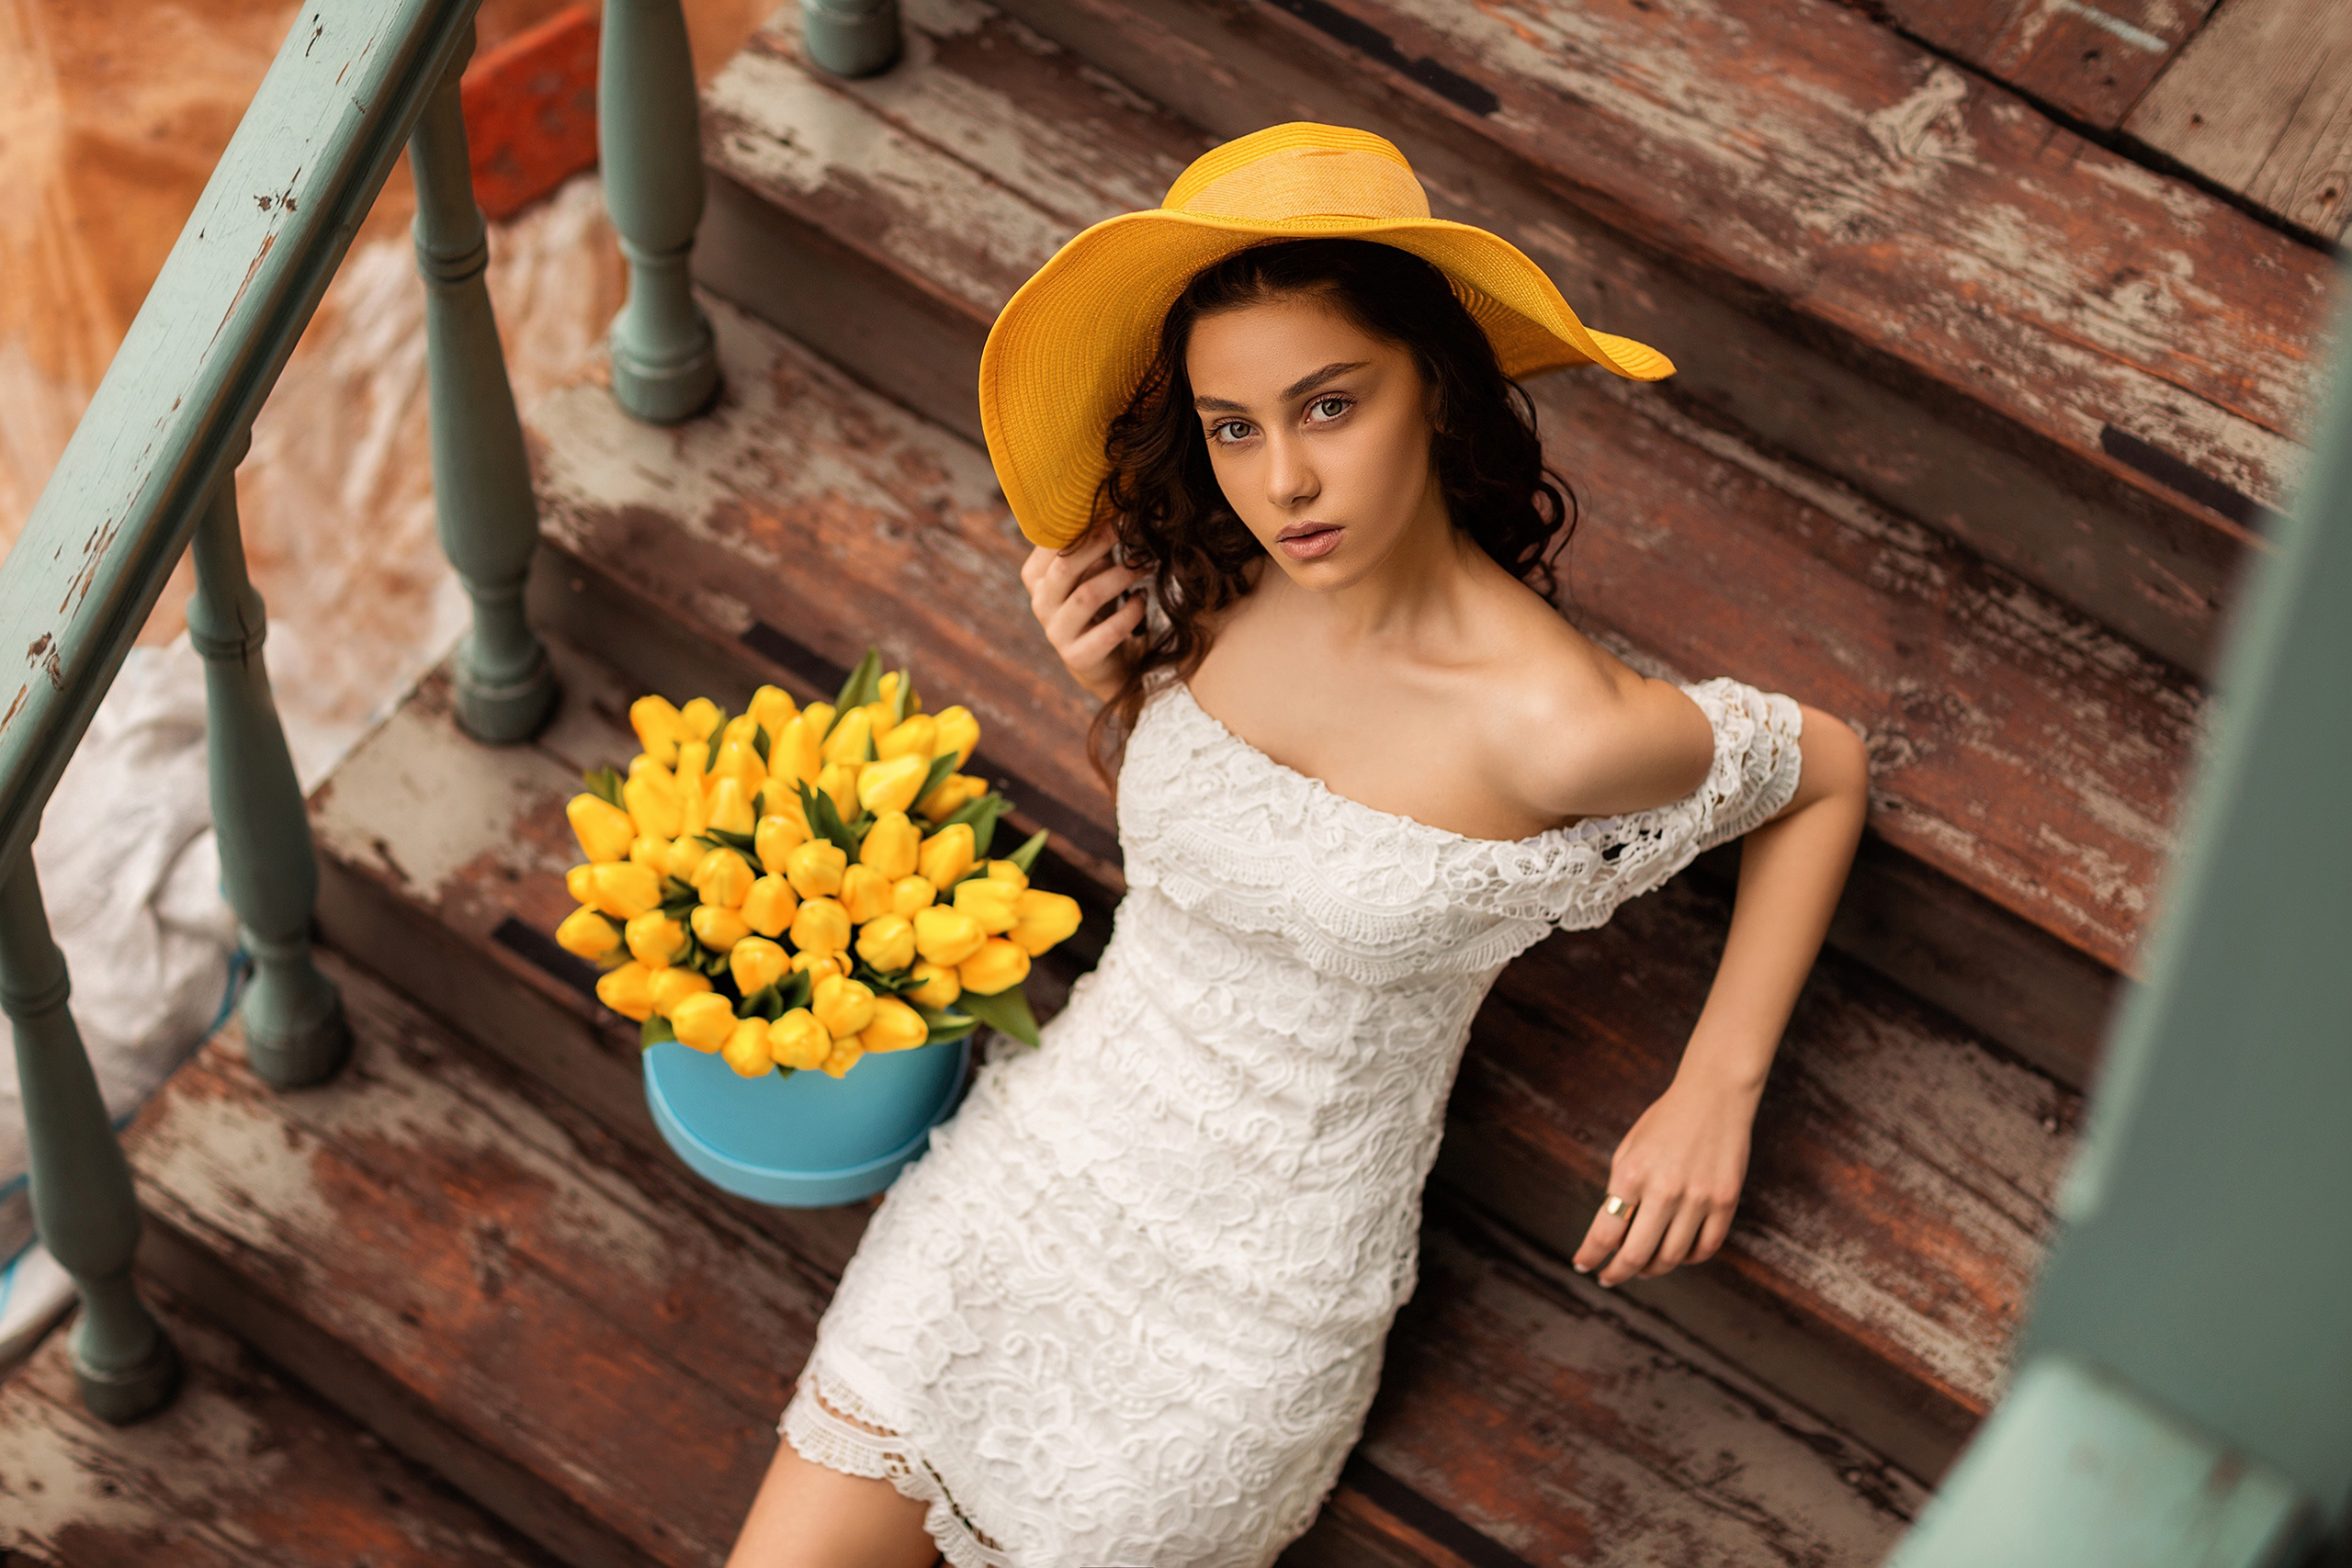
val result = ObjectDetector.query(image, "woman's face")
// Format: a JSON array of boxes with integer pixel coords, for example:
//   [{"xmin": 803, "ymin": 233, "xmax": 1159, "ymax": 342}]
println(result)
[{"xmin": 1185, "ymin": 294, "xmax": 1444, "ymax": 592}]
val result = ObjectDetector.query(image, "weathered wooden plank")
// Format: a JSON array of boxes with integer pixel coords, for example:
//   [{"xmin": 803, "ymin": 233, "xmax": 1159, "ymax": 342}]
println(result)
[
  {"xmin": 2126, "ymin": 0, "xmax": 2352, "ymax": 242},
  {"xmin": 1875, "ymin": 0, "xmax": 2216, "ymax": 129},
  {"xmin": 0, "ymin": 1290, "xmax": 550, "ymax": 1568}
]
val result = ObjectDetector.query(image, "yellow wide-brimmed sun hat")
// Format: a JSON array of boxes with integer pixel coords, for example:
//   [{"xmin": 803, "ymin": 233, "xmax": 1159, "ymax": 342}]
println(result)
[{"xmin": 978, "ymin": 121, "xmax": 1674, "ymax": 549}]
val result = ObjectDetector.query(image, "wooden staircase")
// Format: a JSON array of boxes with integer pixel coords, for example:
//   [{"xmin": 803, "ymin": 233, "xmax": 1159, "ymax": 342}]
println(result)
[{"xmin": 9, "ymin": 0, "xmax": 2333, "ymax": 1561}]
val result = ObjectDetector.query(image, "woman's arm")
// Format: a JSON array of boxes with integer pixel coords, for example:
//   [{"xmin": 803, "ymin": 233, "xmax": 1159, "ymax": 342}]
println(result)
[{"xmin": 1571, "ymin": 704, "xmax": 1871, "ymax": 1287}]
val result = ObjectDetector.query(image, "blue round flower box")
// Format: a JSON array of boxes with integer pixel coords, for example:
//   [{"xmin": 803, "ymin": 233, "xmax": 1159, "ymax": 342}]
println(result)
[{"xmin": 644, "ymin": 1034, "xmax": 970, "ymax": 1207}]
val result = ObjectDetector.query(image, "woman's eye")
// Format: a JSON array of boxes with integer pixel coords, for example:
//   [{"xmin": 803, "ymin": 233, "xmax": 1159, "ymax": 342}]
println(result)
[
  {"xmin": 1209, "ymin": 420, "xmax": 1254, "ymax": 445},
  {"xmin": 1307, "ymin": 395, "xmax": 1351, "ymax": 423}
]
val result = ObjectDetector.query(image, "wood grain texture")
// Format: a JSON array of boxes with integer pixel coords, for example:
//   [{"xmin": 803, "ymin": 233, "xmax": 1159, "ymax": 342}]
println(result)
[
  {"xmin": 2127, "ymin": 0, "xmax": 2352, "ymax": 241},
  {"xmin": 1874, "ymin": 0, "xmax": 2217, "ymax": 129},
  {"xmin": 0, "ymin": 1291, "xmax": 552, "ymax": 1568}
]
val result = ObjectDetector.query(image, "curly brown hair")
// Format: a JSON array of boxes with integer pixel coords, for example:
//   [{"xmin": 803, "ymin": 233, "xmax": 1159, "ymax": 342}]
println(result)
[{"xmin": 1084, "ymin": 237, "xmax": 1577, "ymax": 788}]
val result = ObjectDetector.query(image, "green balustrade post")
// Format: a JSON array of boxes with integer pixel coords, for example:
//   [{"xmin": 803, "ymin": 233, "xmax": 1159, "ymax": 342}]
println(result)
[
  {"xmin": 0, "ymin": 856, "xmax": 180, "ymax": 1423},
  {"xmin": 410, "ymin": 28, "xmax": 560, "ymax": 744},
  {"xmin": 187, "ymin": 446, "xmax": 351, "ymax": 1089},
  {"xmin": 599, "ymin": 0, "xmax": 722, "ymax": 422},
  {"xmin": 801, "ymin": 0, "xmax": 901, "ymax": 77}
]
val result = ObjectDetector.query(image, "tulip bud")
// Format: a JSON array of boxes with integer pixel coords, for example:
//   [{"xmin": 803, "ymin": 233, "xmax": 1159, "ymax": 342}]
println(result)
[
  {"xmin": 912, "ymin": 904, "xmax": 987, "ymax": 967},
  {"xmin": 677, "ymin": 757, "xmax": 709, "ymax": 840},
  {"xmin": 756, "ymin": 813, "xmax": 808, "ymax": 874},
  {"xmin": 712, "ymin": 737, "xmax": 766, "ymax": 795},
  {"xmin": 707, "ymin": 776, "xmax": 757, "ymax": 838},
  {"xmin": 719, "ymin": 714, "xmax": 762, "ymax": 753},
  {"xmin": 628, "ymin": 695, "xmax": 689, "ymax": 767},
  {"xmin": 747, "ymin": 684, "xmax": 797, "ymax": 740},
  {"xmin": 671, "ymin": 991, "xmax": 737, "ymax": 1053},
  {"xmin": 729, "ymin": 936, "xmax": 790, "ymax": 998},
  {"xmin": 863, "ymin": 996, "xmax": 930, "ymax": 1055},
  {"xmin": 918, "ymin": 823, "xmax": 976, "ymax": 890},
  {"xmin": 932, "ymin": 705, "xmax": 980, "ymax": 767},
  {"xmin": 800, "ymin": 700, "xmax": 837, "ymax": 742},
  {"xmin": 958, "ymin": 937, "xmax": 1031, "ymax": 996},
  {"xmin": 741, "ymin": 874, "xmax": 798, "ymax": 938},
  {"xmin": 820, "ymin": 1036, "xmax": 865, "ymax": 1079},
  {"xmin": 791, "ymin": 947, "xmax": 851, "ymax": 982},
  {"xmin": 875, "ymin": 713, "xmax": 937, "ymax": 763},
  {"xmin": 985, "ymin": 860, "xmax": 1029, "ymax": 891},
  {"xmin": 817, "ymin": 761, "xmax": 863, "ymax": 822},
  {"xmin": 890, "ymin": 874, "xmax": 936, "ymax": 919},
  {"xmin": 586, "ymin": 862, "xmax": 662, "ymax": 920},
  {"xmin": 859, "ymin": 811, "xmax": 921, "ymax": 880},
  {"xmin": 721, "ymin": 1017, "xmax": 774, "ymax": 1078},
  {"xmin": 568, "ymin": 795, "xmax": 637, "ymax": 863},
  {"xmin": 629, "ymin": 835, "xmax": 673, "ymax": 876},
  {"xmin": 839, "ymin": 863, "xmax": 893, "ymax": 925},
  {"xmin": 953, "ymin": 875, "xmax": 1021, "ymax": 936},
  {"xmin": 768, "ymin": 716, "xmax": 823, "ymax": 789},
  {"xmin": 824, "ymin": 707, "xmax": 876, "ymax": 766},
  {"xmin": 566, "ymin": 863, "xmax": 596, "ymax": 905},
  {"xmin": 623, "ymin": 761, "xmax": 685, "ymax": 840},
  {"xmin": 557, "ymin": 907, "xmax": 622, "ymax": 962},
  {"xmin": 876, "ymin": 671, "xmax": 916, "ymax": 714},
  {"xmin": 811, "ymin": 974, "xmax": 878, "ymax": 1040},
  {"xmin": 692, "ymin": 847, "xmax": 756, "ymax": 908},
  {"xmin": 785, "ymin": 840, "xmax": 847, "ymax": 899},
  {"xmin": 1009, "ymin": 889, "xmax": 1084, "ymax": 956},
  {"xmin": 596, "ymin": 960, "xmax": 657, "ymax": 1021},
  {"xmin": 857, "ymin": 754, "xmax": 931, "ymax": 818},
  {"xmin": 678, "ymin": 696, "xmax": 724, "ymax": 741},
  {"xmin": 769, "ymin": 1008, "xmax": 831, "ymax": 1070},
  {"xmin": 691, "ymin": 903, "xmax": 752, "ymax": 953},
  {"xmin": 915, "ymin": 773, "xmax": 987, "ymax": 822},
  {"xmin": 860, "ymin": 700, "xmax": 896, "ymax": 742},
  {"xmin": 650, "ymin": 966, "xmax": 712, "ymax": 1018},
  {"xmin": 904, "ymin": 961, "xmax": 960, "ymax": 1010},
  {"xmin": 625, "ymin": 910, "xmax": 689, "ymax": 968},
  {"xmin": 790, "ymin": 896, "xmax": 852, "ymax": 954},
  {"xmin": 854, "ymin": 913, "xmax": 917, "ymax": 974}
]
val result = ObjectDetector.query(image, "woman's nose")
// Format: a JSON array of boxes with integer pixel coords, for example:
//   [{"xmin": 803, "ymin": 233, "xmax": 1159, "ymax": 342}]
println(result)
[{"xmin": 1265, "ymin": 432, "xmax": 1319, "ymax": 509}]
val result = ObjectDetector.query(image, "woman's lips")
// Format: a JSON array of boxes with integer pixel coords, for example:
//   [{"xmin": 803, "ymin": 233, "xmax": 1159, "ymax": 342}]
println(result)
[{"xmin": 1278, "ymin": 525, "xmax": 1343, "ymax": 560}]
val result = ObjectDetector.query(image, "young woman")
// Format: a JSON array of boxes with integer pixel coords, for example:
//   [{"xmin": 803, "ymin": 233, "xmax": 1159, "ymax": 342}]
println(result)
[{"xmin": 730, "ymin": 124, "xmax": 1869, "ymax": 1568}]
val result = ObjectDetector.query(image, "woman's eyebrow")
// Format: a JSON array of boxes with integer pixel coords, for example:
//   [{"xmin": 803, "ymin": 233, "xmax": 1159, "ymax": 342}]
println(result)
[{"xmin": 1193, "ymin": 360, "xmax": 1372, "ymax": 413}]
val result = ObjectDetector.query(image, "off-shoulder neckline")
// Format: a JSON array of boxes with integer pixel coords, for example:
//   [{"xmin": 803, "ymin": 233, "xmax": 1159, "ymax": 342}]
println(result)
[{"xmin": 1165, "ymin": 680, "xmax": 1611, "ymax": 852}]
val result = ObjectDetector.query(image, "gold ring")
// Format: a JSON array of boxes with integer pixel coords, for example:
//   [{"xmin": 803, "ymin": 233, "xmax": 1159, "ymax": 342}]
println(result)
[{"xmin": 1602, "ymin": 1194, "xmax": 1635, "ymax": 1218}]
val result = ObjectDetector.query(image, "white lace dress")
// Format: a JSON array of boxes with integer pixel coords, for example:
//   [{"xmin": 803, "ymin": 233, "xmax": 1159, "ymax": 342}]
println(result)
[{"xmin": 782, "ymin": 675, "xmax": 1804, "ymax": 1566}]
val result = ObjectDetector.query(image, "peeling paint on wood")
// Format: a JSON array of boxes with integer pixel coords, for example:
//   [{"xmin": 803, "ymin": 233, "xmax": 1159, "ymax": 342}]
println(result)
[{"xmin": 1875, "ymin": 0, "xmax": 2218, "ymax": 129}]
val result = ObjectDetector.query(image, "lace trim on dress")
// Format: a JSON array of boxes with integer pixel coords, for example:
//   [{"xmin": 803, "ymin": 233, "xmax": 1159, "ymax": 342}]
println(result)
[{"xmin": 782, "ymin": 1358, "xmax": 1012, "ymax": 1568}]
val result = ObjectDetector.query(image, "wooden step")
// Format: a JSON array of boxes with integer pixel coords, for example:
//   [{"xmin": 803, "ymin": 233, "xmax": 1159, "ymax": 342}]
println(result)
[
  {"xmin": 969, "ymin": 0, "xmax": 2336, "ymax": 682},
  {"xmin": 0, "ymin": 1289, "xmax": 553, "ymax": 1567},
  {"xmin": 119, "ymin": 940, "xmax": 1927, "ymax": 1565}
]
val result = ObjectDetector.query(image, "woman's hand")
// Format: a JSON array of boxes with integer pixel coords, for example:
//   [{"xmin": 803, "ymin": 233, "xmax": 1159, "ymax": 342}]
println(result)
[
  {"xmin": 1022, "ymin": 527, "xmax": 1147, "ymax": 704},
  {"xmin": 1571, "ymin": 1072, "xmax": 1760, "ymax": 1287}
]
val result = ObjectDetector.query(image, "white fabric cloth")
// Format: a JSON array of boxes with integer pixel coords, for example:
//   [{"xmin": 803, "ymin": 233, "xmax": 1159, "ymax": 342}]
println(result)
[{"xmin": 783, "ymin": 674, "xmax": 1805, "ymax": 1567}]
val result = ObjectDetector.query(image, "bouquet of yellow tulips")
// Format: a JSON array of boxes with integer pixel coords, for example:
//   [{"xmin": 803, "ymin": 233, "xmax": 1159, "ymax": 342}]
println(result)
[{"xmin": 552, "ymin": 649, "xmax": 1082, "ymax": 1082}]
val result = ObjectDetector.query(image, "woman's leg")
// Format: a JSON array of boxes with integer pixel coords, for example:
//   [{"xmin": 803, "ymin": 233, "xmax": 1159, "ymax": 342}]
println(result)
[{"xmin": 728, "ymin": 1439, "xmax": 942, "ymax": 1568}]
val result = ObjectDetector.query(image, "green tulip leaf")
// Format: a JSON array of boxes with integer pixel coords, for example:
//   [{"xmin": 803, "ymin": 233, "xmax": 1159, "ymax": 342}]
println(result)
[
  {"xmin": 913, "ymin": 753, "xmax": 957, "ymax": 818},
  {"xmin": 798, "ymin": 781, "xmax": 865, "ymax": 857},
  {"xmin": 640, "ymin": 1014, "xmax": 678, "ymax": 1049},
  {"xmin": 835, "ymin": 648, "xmax": 883, "ymax": 713},
  {"xmin": 922, "ymin": 1015, "xmax": 980, "ymax": 1047},
  {"xmin": 582, "ymin": 766, "xmax": 627, "ymax": 810},
  {"xmin": 699, "ymin": 828, "xmax": 758, "ymax": 855},
  {"xmin": 936, "ymin": 791, "xmax": 1012, "ymax": 858},
  {"xmin": 752, "ymin": 724, "xmax": 771, "ymax": 765},
  {"xmin": 1006, "ymin": 829, "xmax": 1050, "ymax": 875},
  {"xmin": 777, "ymin": 968, "xmax": 813, "ymax": 1013},
  {"xmin": 955, "ymin": 984, "xmax": 1040, "ymax": 1048},
  {"xmin": 889, "ymin": 668, "xmax": 915, "ymax": 727},
  {"xmin": 741, "ymin": 983, "xmax": 786, "ymax": 1023}
]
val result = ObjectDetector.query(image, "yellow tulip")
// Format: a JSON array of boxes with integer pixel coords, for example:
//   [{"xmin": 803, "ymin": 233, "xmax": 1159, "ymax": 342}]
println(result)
[
  {"xmin": 876, "ymin": 713, "xmax": 937, "ymax": 763},
  {"xmin": 918, "ymin": 823, "xmax": 976, "ymax": 890},
  {"xmin": 721, "ymin": 1017, "xmax": 773, "ymax": 1078},
  {"xmin": 859, "ymin": 812, "xmax": 921, "ymax": 880},
  {"xmin": 557, "ymin": 907, "xmax": 622, "ymax": 962},
  {"xmin": 817, "ymin": 761, "xmax": 862, "ymax": 822},
  {"xmin": 741, "ymin": 874, "xmax": 798, "ymax": 938},
  {"xmin": 691, "ymin": 903, "xmax": 752, "ymax": 953},
  {"xmin": 649, "ymin": 966, "xmax": 711, "ymax": 1017},
  {"xmin": 692, "ymin": 847, "xmax": 755, "ymax": 908},
  {"xmin": 791, "ymin": 897, "xmax": 852, "ymax": 954},
  {"xmin": 858, "ymin": 754, "xmax": 931, "ymax": 818},
  {"xmin": 628, "ymin": 835, "xmax": 673, "ymax": 876},
  {"xmin": 759, "ymin": 782, "xmax": 812, "ymax": 834},
  {"xmin": 863, "ymin": 996, "xmax": 930, "ymax": 1055},
  {"xmin": 985, "ymin": 860, "xmax": 1029, "ymax": 892},
  {"xmin": 912, "ymin": 905, "xmax": 986, "ymax": 967},
  {"xmin": 756, "ymin": 813, "xmax": 809, "ymax": 874},
  {"xmin": 958, "ymin": 937, "xmax": 1031, "ymax": 996},
  {"xmin": 625, "ymin": 910, "xmax": 689, "ymax": 968},
  {"xmin": 712, "ymin": 738, "xmax": 766, "ymax": 795},
  {"xmin": 812, "ymin": 974, "xmax": 878, "ymax": 1040},
  {"xmin": 904, "ymin": 961, "xmax": 960, "ymax": 1010},
  {"xmin": 915, "ymin": 773, "xmax": 987, "ymax": 822},
  {"xmin": 791, "ymin": 947, "xmax": 852, "ymax": 982},
  {"xmin": 628, "ymin": 694, "xmax": 689, "ymax": 767},
  {"xmin": 674, "ymin": 738, "xmax": 709, "ymax": 801},
  {"xmin": 1009, "ymin": 889, "xmax": 1084, "ymax": 956},
  {"xmin": 595, "ymin": 960, "xmax": 657, "ymax": 1021},
  {"xmin": 622, "ymin": 762, "xmax": 684, "ymax": 840},
  {"xmin": 840, "ymin": 863, "xmax": 893, "ymax": 925},
  {"xmin": 785, "ymin": 840, "xmax": 847, "ymax": 899},
  {"xmin": 718, "ymin": 714, "xmax": 762, "ymax": 753},
  {"xmin": 566, "ymin": 863, "xmax": 596, "ymax": 905},
  {"xmin": 678, "ymin": 696, "xmax": 723, "ymax": 740},
  {"xmin": 855, "ymin": 913, "xmax": 916, "ymax": 974},
  {"xmin": 707, "ymin": 776, "xmax": 757, "ymax": 837},
  {"xmin": 769, "ymin": 1009, "xmax": 831, "ymax": 1070},
  {"xmin": 932, "ymin": 705, "xmax": 980, "ymax": 767},
  {"xmin": 730, "ymin": 935, "xmax": 790, "ymax": 997},
  {"xmin": 824, "ymin": 706, "xmax": 875, "ymax": 766},
  {"xmin": 676, "ymin": 763, "xmax": 708, "ymax": 840},
  {"xmin": 747, "ymin": 684, "xmax": 797, "ymax": 740},
  {"xmin": 568, "ymin": 795, "xmax": 636, "ymax": 863},
  {"xmin": 586, "ymin": 862, "xmax": 662, "ymax": 921},
  {"xmin": 876, "ymin": 671, "xmax": 917, "ymax": 714},
  {"xmin": 768, "ymin": 715, "xmax": 823, "ymax": 789},
  {"xmin": 671, "ymin": 991, "xmax": 736, "ymax": 1053},
  {"xmin": 953, "ymin": 875, "xmax": 1021, "ymax": 936},
  {"xmin": 890, "ymin": 874, "xmax": 936, "ymax": 919},
  {"xmin": 820, "ymin": 1036, "xmax": 865, "ymax": 1079},
  {"xmin": 800, "ymin": 701, "xmax": 837, "ymax": 741}
]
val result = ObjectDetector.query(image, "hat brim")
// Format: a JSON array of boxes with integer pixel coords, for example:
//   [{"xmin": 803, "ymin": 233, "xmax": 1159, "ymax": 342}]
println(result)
[{"xmin": 978, "ymin": 209, "xmax": 1674, "ymax": 549}]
